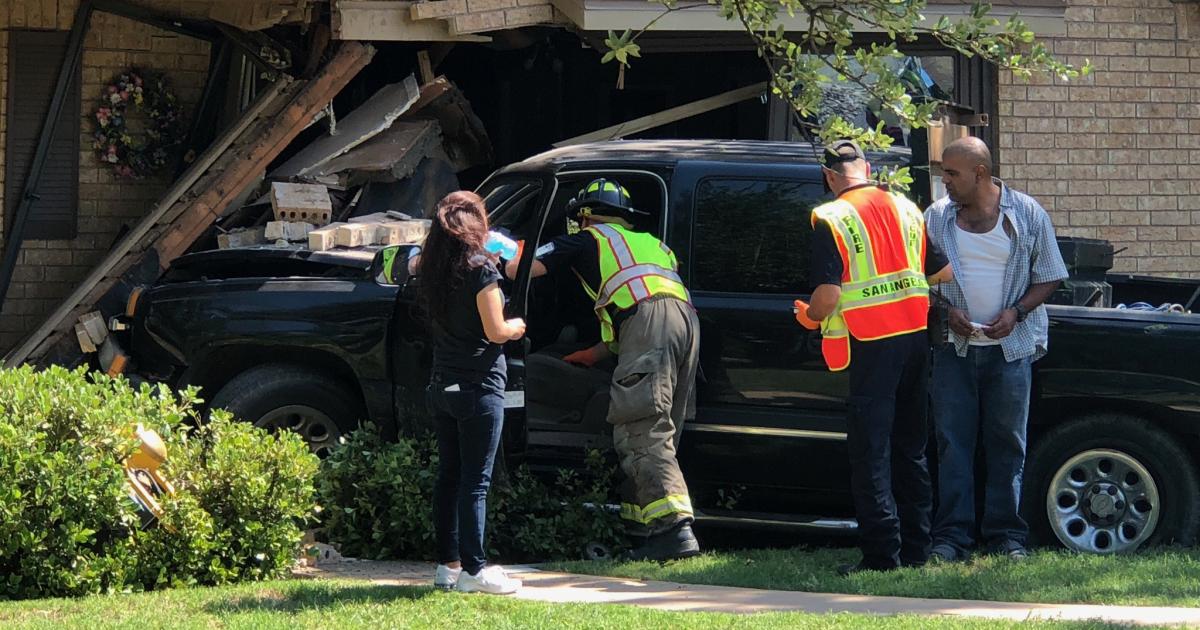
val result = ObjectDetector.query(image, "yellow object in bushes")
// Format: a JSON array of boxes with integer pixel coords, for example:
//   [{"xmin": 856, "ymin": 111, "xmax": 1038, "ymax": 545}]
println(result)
[{"xmin": 124, "ymin": 424, "xmax": 175, "ymax": 530}]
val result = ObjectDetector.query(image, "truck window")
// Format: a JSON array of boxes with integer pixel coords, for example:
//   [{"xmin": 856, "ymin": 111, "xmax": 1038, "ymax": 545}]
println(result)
[
  {"xmin": 691, "ymin": 178, "xmax": 825, "ymax": 294},
  {"xmin": 482, "ymin": 181, "xmax": 543, "ymax": 240}
]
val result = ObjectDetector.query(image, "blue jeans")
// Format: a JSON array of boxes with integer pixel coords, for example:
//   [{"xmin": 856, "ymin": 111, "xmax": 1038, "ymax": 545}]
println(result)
[
  {"xmin": 428, "ymin": 378, "xmax": 504, "ymax": 575},
  {"xmin": 931, "ymin": 344, "xmax": 1032, "ymax": 554}
]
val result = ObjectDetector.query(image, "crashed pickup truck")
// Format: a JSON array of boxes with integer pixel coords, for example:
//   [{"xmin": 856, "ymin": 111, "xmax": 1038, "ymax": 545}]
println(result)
[{"xmin": 125, "ymin": 140, "xmax": 1200, "ymax": 555}]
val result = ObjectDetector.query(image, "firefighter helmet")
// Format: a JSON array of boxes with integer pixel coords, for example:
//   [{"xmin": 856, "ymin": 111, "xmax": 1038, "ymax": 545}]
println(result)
[{"xmin": 567, "ymin": 178, "xmax": 648, "ymax": 222}]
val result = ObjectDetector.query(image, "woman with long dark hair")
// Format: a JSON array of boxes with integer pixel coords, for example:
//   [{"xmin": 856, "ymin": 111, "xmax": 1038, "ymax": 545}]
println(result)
[{"xmin": 418, "ymin": 190, "xmax": 526, "ymax": 595}]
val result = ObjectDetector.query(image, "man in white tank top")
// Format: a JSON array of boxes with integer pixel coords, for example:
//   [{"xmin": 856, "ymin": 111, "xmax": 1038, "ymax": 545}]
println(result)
[{"xmin": 924, "ymin": 137, "xmax": 1068, "ymax": 563}]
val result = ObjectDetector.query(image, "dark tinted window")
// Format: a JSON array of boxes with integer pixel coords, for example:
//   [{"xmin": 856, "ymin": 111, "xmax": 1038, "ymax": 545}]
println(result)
[
  {"xmin": 691, "ymin": 178, "xmax": 824, "ymax": 294},
  {"xmin": 483, "ymin": 181, "xmax": 542, "ymax": 240}
]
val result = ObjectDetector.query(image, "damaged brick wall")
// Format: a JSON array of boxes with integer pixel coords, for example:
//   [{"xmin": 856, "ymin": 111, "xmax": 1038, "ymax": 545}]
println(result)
[
  {"xmin": 0, "ymin": 3, "xmax": 210, "ymax": 352},
  {"xmin": 998, "ymin": 0, "xmax": 1200, "ymax": 276},
  {"xmin": 409, "ymin": 0, "xmax": 567, "ymax": 35}
]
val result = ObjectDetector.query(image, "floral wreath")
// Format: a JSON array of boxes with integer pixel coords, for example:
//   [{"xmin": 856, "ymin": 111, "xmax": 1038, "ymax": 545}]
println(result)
[{"xmin": 92, "ymin": 69, "xmax": 185, "ymax": 179}]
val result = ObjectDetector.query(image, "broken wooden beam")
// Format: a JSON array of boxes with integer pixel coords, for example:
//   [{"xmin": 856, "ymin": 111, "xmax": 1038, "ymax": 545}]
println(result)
[
  {"xmin": 155, "ymin": 43, "xmax": 377, "ymax": 267},
  {"xmin": 553, "ymin": 82, "xmax": 768, "ymax": 147},
  {"xmin": 5, "ymin": 42, "xmax": 377, "ymax": 369}
]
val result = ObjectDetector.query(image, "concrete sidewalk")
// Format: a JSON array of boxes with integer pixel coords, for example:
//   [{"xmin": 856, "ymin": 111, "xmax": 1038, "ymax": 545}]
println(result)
[{"xmin": 295, "ymin": 560, "xmax": 1200, "ymax": 627}]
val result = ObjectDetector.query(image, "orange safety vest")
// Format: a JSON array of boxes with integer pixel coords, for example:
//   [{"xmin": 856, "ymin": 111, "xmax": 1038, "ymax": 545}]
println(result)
[{"xmin": 809, "ymin": 186, "xmax": 930, "ymax": 371}]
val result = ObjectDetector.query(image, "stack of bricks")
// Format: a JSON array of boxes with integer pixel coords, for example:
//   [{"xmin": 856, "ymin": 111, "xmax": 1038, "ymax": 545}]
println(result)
[
  {"xmin": 998, "ymin": 0, "xmax": 1200, "ymax": 276},
  {"xmin": 410, "ymin": 0, "xmax": 567, "ymax": 36},
  {"xmin": 0, "ymin": 2, "xmax": 210, "ymax": 351}
]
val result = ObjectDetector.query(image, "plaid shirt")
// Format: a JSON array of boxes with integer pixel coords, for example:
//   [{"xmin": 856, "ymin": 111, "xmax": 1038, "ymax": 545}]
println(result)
[{"xmin": 925, "ymin": 179, "xmax": 1069, "ymax": 362}]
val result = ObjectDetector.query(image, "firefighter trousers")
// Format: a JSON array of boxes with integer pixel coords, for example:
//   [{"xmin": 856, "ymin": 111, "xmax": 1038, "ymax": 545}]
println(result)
[{"xmin": 608, "ymin": 295, "xmax": 700, "ymax": 536}]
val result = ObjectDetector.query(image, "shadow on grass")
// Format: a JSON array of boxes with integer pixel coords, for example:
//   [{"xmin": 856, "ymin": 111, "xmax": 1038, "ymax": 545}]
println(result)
[{"xmin": 203, "ymin": 582, "xmax": 436, "ymax": 616}]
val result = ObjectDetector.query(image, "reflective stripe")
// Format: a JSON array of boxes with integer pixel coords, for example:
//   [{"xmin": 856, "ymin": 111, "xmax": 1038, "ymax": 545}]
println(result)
[
  {"xmin": 842, "ymin": 270, "xmax": 929, "ymax": 306},
  {"xmin": 592, "ymin": 224, "xmax": 636, "ymax": 268},
  {"xmin": 620, "ymin": 494, "xmax": 693, "ymax": 525},
  {"xmin": 814, "ymin": 199, "xmax": 876, "ymax": 279},
  {"xmin": 842, "ymin": 268, "xmax": 923, "ymax": 292},
  {"xmin": 821, "ymin": 312, "xmax": 848, "ymax": 337},
  {"xmin": 596, "ymin": 264, "xmax": 684, "ymax": 308},
  {"xmin": 846, "ymin": 283, "xmax": 929, "ymax": 309},
  {"xmin": 836, "ymin": 210, "xmax": 877, "ymax": 279},
  {"xmin": 893, "ymin": 194, "xmax": 925, "ymax": 273}
]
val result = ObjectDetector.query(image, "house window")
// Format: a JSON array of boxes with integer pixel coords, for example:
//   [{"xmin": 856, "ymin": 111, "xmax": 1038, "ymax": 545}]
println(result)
[
  {"xmin": 691, "ymin": 177, "xmax": 826, "ymax": 294},
  {"xmin": 5, "ymin": 30, "xmax": 81, "ymax": 240}
]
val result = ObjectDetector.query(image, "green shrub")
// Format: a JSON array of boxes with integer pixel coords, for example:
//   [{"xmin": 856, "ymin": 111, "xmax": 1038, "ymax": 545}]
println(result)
[
  {"xmin": 317, "ymin": 428, "xmax": 626, "ymax": 563},
  {"xmin": 0, "ymin": 366, "xmax": 319, "ymax": 600}
]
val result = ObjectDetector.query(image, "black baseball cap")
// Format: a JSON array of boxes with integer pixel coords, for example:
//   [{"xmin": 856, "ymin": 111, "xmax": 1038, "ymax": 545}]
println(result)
[{"xmin": 822, "ymin": 139, "xmax": 866, "ymax": 168}]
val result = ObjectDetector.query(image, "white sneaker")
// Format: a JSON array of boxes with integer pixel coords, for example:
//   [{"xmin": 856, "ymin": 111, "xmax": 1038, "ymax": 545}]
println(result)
[
  {"xmin": 434, "ymin": 564, "xmax": 462, "ymax": 590},
  {"xmin": 455, "ymin": 565, "xmax": 522, "ymax": 594}
]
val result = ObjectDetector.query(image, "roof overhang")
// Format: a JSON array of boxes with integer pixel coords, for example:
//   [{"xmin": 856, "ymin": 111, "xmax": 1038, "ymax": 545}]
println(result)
[{"xmin": 551, "ymin": 0, "xmax": 1066, "ymax": 37}]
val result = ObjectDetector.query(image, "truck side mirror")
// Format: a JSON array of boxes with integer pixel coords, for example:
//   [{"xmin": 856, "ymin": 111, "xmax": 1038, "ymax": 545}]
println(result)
[{"xmin": 372, "ymin": 244, "xmax": 422, "ymax": 286}]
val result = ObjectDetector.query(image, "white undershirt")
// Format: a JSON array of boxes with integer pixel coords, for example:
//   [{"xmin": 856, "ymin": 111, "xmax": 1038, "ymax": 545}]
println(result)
[{"xmin": 954, "ymin": 217, "xmax": 1010, "ymax": 346}]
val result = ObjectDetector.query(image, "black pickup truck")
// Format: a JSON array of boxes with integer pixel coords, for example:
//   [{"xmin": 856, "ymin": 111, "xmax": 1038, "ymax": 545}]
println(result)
[{"xmin": 126, "ymin": 140, "xmax": 1200, "ymax": 555}]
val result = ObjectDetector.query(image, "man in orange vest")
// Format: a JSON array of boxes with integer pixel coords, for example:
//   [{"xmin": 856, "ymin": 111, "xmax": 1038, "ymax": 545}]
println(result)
[{"xmin": 795, "ymin": 140, "xmax": 952, "ymax": 574}]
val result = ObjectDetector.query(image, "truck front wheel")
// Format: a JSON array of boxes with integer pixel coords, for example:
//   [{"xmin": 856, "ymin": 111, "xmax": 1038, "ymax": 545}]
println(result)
[
  {"xmin": 208, "ymin": 364, "xmax": 364, "ymax": 457},
  {"xmin": 1025, "ymin": 414, "xmax": 1199, "ymax": 553}
]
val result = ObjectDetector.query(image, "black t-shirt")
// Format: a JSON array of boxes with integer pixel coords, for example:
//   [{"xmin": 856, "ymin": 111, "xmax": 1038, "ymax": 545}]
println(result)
[
  {"xmin": 808, "ymin": 192, "xmax": 948, "ymax": 290},
  {"xmin": 430, "ymin": 262, "xmax": 507, "ymax": 394},
  {"xmin": 538, "ymin": 230, "xmax": 602, "ymax": 289}
]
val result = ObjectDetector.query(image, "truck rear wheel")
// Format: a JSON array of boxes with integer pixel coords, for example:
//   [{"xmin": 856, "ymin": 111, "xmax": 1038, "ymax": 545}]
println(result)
[
  {"xmin": 1026, "ymin": 414, "xmax": 1199, "ymax": 553},
  {"xmin": 208, "ymin": 364, "xmax": 363, "ymax": 457}
]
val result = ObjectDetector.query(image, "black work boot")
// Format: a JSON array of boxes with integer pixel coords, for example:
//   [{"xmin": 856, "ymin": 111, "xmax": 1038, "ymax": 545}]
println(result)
[{"xmin": 623, "ymin": 522, "xmax": 701, "ymax": 562}]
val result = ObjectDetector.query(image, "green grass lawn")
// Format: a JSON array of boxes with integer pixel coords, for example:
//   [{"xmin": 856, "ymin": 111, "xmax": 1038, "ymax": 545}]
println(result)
[
  {"xmin": 549, "ymin": 546, "xmax": 1200, "ymax": 608},
  {"xmin": 0, "ymin": 579, "xmax": 1137, "ymax": 629}
]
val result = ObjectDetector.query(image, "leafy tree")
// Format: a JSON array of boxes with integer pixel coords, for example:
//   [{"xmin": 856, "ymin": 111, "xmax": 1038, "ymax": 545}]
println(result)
[{"xmin": 604, "ymin": 0, "xmax": 1089, "ymax": 185}]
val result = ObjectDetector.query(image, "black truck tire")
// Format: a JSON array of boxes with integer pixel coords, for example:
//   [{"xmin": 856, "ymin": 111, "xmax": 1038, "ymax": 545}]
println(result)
[
  {"xmin": 208, "ymin": 363, "xmax": 363, "ymax": 457},
  {"xmin": 1025, "ymin": 414, "xmax": 1199, "ymax": 553}
]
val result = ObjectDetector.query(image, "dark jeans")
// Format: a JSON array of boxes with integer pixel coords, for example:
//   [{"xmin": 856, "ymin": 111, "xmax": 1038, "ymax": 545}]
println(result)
[
  {"xmin": 428, "ymin": 377, "xmax": 504, "ymax": 575},
  {"xmin": 930, "ymin": 344, "xmax": 1033, "ymax": 554},
  {"xmin": 846, "ymin": 331, "xmax": 933, "ymax": 569}
]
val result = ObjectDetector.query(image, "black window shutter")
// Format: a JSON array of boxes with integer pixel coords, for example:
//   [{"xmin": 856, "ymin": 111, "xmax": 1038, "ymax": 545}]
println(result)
[{"xmin": 5, "ymin": 30, "xmax": 81, "ymax": 240}]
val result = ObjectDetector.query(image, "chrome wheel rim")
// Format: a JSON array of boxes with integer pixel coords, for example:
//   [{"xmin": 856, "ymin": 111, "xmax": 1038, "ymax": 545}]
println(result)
[
  {"xmin": 1046, "ymin": 448, "xmax": 1159, "ymax": 553},
  {"xmin": 255, "ymin": 405, "xmax": 340, "ymax": 457}
]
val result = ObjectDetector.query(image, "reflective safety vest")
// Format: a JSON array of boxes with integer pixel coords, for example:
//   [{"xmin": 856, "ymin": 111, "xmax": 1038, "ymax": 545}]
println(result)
[
  {"xmin": 578, "ymin": 223, "xmax": 690, "ymax": 346},
  {"xmin": 810, "ymin": 187, "xmax": 930, "ymax": 372}
]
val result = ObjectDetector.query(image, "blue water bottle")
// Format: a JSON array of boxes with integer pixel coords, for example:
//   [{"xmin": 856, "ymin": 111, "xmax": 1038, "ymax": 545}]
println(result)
[{"xmin": 484, "ymin": 230, "xmax": 519, "ymax": 259}]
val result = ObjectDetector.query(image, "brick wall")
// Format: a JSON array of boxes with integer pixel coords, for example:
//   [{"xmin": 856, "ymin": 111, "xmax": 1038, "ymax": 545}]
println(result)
[
  {"xmin": 410, "ymin": 0, "xmax": 564, "ymax": 35},
  {"xmin": 998, "ymin": 0, "xmax": 1200, "ymax": 275},
  {"xmin": 0, "ymin": 2, "xmax": 210, "ymax": 351}
]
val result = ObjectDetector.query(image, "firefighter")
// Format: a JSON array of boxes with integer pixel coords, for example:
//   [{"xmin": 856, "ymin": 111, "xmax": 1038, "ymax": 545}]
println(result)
[
  {"xmin": 505, "ymin": 178, "xmax": 700, "ymax": 561},
  {"xmin": 795, "ymin": 140, "xmax": 952, "ymax": 574}
]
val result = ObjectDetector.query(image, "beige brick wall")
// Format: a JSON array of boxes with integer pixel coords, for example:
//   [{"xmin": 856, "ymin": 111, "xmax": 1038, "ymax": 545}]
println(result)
[
  {"xmin": 998, "ymin": 0, "xmax": 1200, "ymax": 275},
  {"xmin": 410, "ymin": 0, "xmax": 562, "ymax": 34},
  {"xmin": 0, "ymin": 2, "xmax": 210, "ymax": 351}
]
